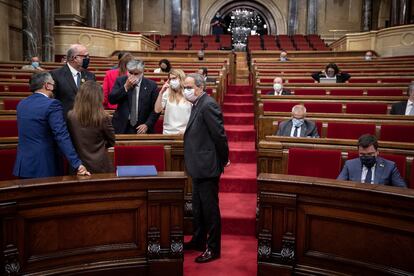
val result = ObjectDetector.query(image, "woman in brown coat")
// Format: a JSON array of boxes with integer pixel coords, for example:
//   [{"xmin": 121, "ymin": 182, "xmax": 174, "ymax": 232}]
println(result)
[{"xmin": 67, "ymin": 81, "xmax": 115, "ymax": 173}]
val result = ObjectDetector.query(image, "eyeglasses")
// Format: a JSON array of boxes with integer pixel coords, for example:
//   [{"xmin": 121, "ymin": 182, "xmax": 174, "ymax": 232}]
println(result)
[
  {"xmin": 128, "ymin": 71, "xmax": 142, "ymax": 76},
  {"xmin": 183, "ymin": 86, "xmax": 194, "ymax": 90},
  {"xmin": 76, "ymin": 54, "xmax": 89, "ymax": 59},
  {"xmin": 46, "ymin": 82, "xmax": 55, "ymax": 87}
]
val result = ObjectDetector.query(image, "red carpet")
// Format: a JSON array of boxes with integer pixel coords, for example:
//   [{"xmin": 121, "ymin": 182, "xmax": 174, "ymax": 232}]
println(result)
[{"xmin": 185, "ymin": 85, "xmax": 257, "ymax": 275}]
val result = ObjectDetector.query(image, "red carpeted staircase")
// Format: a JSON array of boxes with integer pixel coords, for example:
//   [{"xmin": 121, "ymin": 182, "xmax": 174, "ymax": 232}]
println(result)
[{"xmin": 184, "ymin": 85, "xmax": 257, "ymax": 275}]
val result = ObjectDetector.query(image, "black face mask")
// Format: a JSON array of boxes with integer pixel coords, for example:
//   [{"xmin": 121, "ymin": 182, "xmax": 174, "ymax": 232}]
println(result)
[
  {"xmin": 198, "ymin": 57, "xmax": 204, "ymax": 61},
  {"xmin": 360, "ymin": 156, "xmax": 376, "ymax": 168},
  {"xmin": 81, "ymin": 57, "xmax": 90, "ymax": 69}
]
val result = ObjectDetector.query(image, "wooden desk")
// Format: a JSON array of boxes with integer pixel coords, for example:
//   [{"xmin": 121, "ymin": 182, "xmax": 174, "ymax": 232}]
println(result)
[
  {"xmin": 0, "ymin": 172, "xmax": 186, "ymax": 275},
  {"xmin": 257, "ymin": 173, "xmax": 414, "ymax": 275}
]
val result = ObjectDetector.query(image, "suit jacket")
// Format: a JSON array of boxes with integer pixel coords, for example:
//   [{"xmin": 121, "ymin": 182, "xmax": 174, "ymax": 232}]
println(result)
[
  {"xmin": 276, "ymin": 119, "xmax": 319, "ymax": 138},
  {"xmin": 103, "ymin": 68, "xmax": 124, "ymax": 109},
  {"xmin": 50, "ymin": 64, "xmax": 96, "ymax": 117},
  {"xmin": 109, "ymin": 75, "xmax": 160, "ymax": 134},
  {"xmin": 311, "ymin": 71, "xmax": 351, "ymax": 83},
  {"xmin": 337, "ymin": 157, "xmax": 406, "ymax": 188},
  {"xmin": 266, "ymin": 89, "xmax": 291, "ymax": 95},
  {"xmin": 13, "ymin": 93, "xmax": 82, "ymax": 178},
  {"xmin": 67, "ymin": 112, "xmax": 115, "ymax": 173},
  {"xmin": 390, "ymin": 101, "xmax": 407, "ymax": 115},
  {"xmin": 184, "ymin": 93, "xmax": 229, "ymax": 178}
]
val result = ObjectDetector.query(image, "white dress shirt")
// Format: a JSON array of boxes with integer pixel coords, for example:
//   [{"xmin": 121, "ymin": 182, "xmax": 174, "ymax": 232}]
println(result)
[
  {"xmin": 290, "ymin": 125, "xmax": 301, "ymax": 137},
  {"xmin": 67, "ymin": 63, "xmax": 81, "ymax": 86},
  {"xmin": 361, "ymin": 164, "xmax": 376, "ymax": 184},
  {"xmin": 405, "ymin": 100, "xmax": 414, "ymax": 115}
]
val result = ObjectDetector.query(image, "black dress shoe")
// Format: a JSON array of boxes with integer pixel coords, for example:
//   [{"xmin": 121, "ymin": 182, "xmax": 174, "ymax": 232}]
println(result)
[
  {"xmin": 195, "ymin": 248, "xmax": 220, "ymax": 263},
  {"xmin": 184, "ymin": 242, "xmax": 205, "ymax": 252}
]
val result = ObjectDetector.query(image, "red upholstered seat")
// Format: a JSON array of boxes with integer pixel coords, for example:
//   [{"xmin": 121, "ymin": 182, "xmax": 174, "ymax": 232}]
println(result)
[
  {"xmin": 114, "ymin": 145, "xmax": 165, "ymax": 171},
  {"xmin": 367, "ymin": 89, "xmax": 404, "ymax": 96},
  {"xmin": 410, "ymin": 161, "xmax": 414, "ymax": 189},
  {"xmin": 380, "ymin": 125, "xmax": 414, "ymax": 143},
  {"xmin": 304, "ymin": 102, "xmax": 343, "ymax": 113},
  {"xmin": 348, "ymin": 79, "xmax": 378, "ymax": 83},
  {"xmin": 0, "ymin": 84, "xmax": 30, "ymax": 92},
  {"xmin": 0, "ymin": 149, "xmax": 17, "ymax": 180},
  {"xmin": 380, "ymin": 78, "xmax": 412, "ymax": 83},
  {"xmin": 346, "ymin": 103, "xmax": 388, "ymax": 114},
  {"xmin": 263, "ymin": 102, "xmax": 298, "ymax": 112},
  {"xmin": 287, "ymin": 78, "xmax": 315, "ymax": 83},
  {"xmin": 294, "ymin": 89, "xmax": 326, "ymax": 95},
  {"xmin": 326, "ymin": 122, "xmax": 376, "ymax": 139},
  {"xmin": 153, "ymin": 117, "xmax": 163, "ymax": 134},
  {"xmin": 3, "ymin": 99, "xmax": 21, "ymax": 110},
  {"xmin": 330, "ymin": 89, "xmax": 363, "ymax": 96},
  {"xmin": 287, "ymin": 148, "xmax": 342, "ymax": 179},
  {"xmin": 0, "ymin": 120, "xmax": 18, "ymax": 137}
]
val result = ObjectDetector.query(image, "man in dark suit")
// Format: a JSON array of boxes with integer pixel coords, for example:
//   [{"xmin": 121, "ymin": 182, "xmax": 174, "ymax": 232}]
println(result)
[
  {"xmin": 266, "ymin": 77, "xmax": 291, "ymax": 95},
  {"xmin": 109, "ymin": 59, "xmax": 159, "ymax": 134},
  {"xmin": 183, "ymin": 73, "xmax": 229, "ymax": 263},
  {"xmin": 13, "ymin": 72, "xmax": 90, "ymax": 178},
  {"xmin": 275, "ymin": 105, "xmax": 319, "ymax": 137},
  {"xmin": 390, "ymin": 83, "xmax": 414, "ymax": 115},
  {"xmin": 197, "ymin": 67, "xmax": 216, "ymax": 83},
  {"xmin": 50, "ymin": 44, "xmax": 96, "ymax": 117},
  {"xmin": 337, "ymin": 134, "xmax": 406, "ymax": 187}
]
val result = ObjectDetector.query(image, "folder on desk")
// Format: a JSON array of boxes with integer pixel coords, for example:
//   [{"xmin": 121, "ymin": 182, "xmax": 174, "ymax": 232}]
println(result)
[{"xmin": 116, "ymin": 165, "xmax": 158, "ymax": 177}]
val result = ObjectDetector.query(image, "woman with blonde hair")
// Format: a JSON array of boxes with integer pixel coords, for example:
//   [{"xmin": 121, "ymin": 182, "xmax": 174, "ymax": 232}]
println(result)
[
  {"xmin": 154, "ymin": 68, "xmax": 192, "ymax": 134},
  {"xmin": 103, "ymin": 52, "xmax": 134, "ymax": 109},
  {"xmin": 67, "ymin": 81, "xmax": 115, "ymax": 173}
]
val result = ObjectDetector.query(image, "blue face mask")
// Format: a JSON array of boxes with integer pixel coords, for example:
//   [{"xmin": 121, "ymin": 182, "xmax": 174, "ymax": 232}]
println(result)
[
  {"xmin": 32, "ymin": 62, "xmax": 40, "ymax": 68},
  {"xmin": 292, "ymin": 118, "xmax": 304, "ymax": 127}
]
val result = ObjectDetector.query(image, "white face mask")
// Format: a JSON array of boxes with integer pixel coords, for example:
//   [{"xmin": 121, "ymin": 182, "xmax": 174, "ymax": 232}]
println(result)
[
  {"xmin": 184, "ymin": 88, "xmax": 198, "ymax": 102},
  {"xmin": 273, "ymin": 83, "xmax": 283, "ymax": 92},
  {"xmin": 365, "ymin": 55, "xmax": 372, "ymax": 61},
  {"xmin": 169, "ymin": 79, "xmax": 180, "ymax": 90}
]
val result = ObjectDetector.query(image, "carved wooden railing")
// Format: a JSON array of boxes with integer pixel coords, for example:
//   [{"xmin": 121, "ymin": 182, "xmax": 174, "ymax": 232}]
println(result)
[
  {"xmin": 257, "ymin": 173, "xmax": 414, "ymax": 275},
  {"xmin": 0, "ymin": 172, "xmax": 186, "ymax": 275}
]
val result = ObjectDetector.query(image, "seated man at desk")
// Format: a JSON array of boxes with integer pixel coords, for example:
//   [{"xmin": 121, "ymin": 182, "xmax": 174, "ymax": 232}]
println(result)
[
  {"xmin": 266, "ymin": 77, "xmax": 291, "ymax": 95},
  {"xmin": 311, "ymin": 63, "xmax": 351, "ymax": 83},
  {"xmin": 337, "ymin": 134, "xmax": 406, "ymax": 187},
  {"xmin": 275, "ymin": 105, "xmax": 319, "ymax": 138}
]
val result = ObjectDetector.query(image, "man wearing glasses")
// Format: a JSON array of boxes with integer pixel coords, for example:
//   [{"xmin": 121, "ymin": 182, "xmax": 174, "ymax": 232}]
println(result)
[
  {"xmin": 109, "ymin": 59, "xmax": 159, "ymax": 134},
  {"xmin": 50, "ymin": 44, "xmax": 96, "ymax": 118},
  {"xmin": 13, "ymin": 72, "xmax": 90, "ymax": 178}
]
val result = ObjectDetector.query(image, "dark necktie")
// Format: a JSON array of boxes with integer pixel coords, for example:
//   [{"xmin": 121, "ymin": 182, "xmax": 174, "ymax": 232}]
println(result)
[
  {"xmin": 293, "ymin": 126, "xmax": 299, "ymax": 137},
  {"xmin": 364, "ymin": 167, "xmax": 372, "ymax": 184},
  {"xmin": 76, "ymin": 72, "xmax": 81, "ymax": 88},
  {"xmin": 130, "ymin": 86, "xmax": 138, "ymax": 127}
]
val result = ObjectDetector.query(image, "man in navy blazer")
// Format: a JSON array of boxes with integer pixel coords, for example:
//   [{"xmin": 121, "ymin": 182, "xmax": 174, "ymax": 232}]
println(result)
[
  {"xmin": 13, "ymin": 72, "xmax": 89, "ymax": 178},
  {"xmin": 109, "ymin": 59, "xmax": 159, "ymax": 134},
  {"xmin": 390, "ymin": 83, "xmax": 414, "ymax": 115},
  {"xmin": 337, "ymin": 134, "xmax": 406, "ymax": 187},
  {"xmin": 183, "ymin": 73, "xmax": 229, "ymax": 263},
  {"xmin": 50, "ymin": 44, "xmax": 96, "ymax": 117}
]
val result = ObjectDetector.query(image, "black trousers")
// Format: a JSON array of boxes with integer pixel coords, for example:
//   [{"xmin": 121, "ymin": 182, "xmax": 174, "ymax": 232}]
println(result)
[{"xmin": 191, "ymin": 176, "xmax": 221, "ymax": 254}]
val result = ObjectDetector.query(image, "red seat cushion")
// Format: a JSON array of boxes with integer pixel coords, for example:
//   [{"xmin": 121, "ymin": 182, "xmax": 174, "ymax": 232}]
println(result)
[
  {"xmin": 304, "ymin": 102, "xmax": 343, "ymax": 113},
  {"xmin": 0, "ymin": 149, "xmax": 17, "ymax": 181},
  {"xmin": 294, "ymin": 89, "xmax": 326, "ymax": 95},
  {"xmin": 367, "ymin": 89, "xmax": 403, "ymax": 96},
  {"xmin": 114, "ymin": 145, "xmax": 165, "ymax": 171},
  {"xmin": 287, "ymin": 148, "xmax": 342, "ymax": 179},
  {"xmin": 346, "ymin": 103, "xmax": 388, "ymax": 114},
  {"xmin": 326, "ymin": 122, "xmax": 376, "ymax": 139},
  {"xmin": 330, "ymin": 89, "xmax": 363, "ymax": 96},
  {"xmin": 0, "ymin": 120, "xmax": 18, "ymax": 137},
  {"xmin": 154, "ymin": 117, "xmax": 164, "ymax": 134},
  {"xmin": 380, "ymin": 125, "xmax": 414, "ymax": 143},
  {"xmin": 263, "ymin": 102, "xmax": 298, "ymax": 112},
  {"xmin": 3, "ymin": 99, "xmax": 21, "ymax": 110}
]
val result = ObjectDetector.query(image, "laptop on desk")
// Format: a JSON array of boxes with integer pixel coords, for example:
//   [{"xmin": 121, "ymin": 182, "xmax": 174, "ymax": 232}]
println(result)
[{"xmin": 319, "ymin": 78, "xmax": 337, "ymax": 84}]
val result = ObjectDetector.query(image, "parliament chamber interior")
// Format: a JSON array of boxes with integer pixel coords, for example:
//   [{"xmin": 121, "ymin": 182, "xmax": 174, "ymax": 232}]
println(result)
[{"xmin": 0, "ymin": 0, "xmax": 413, "ymax": 275}]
